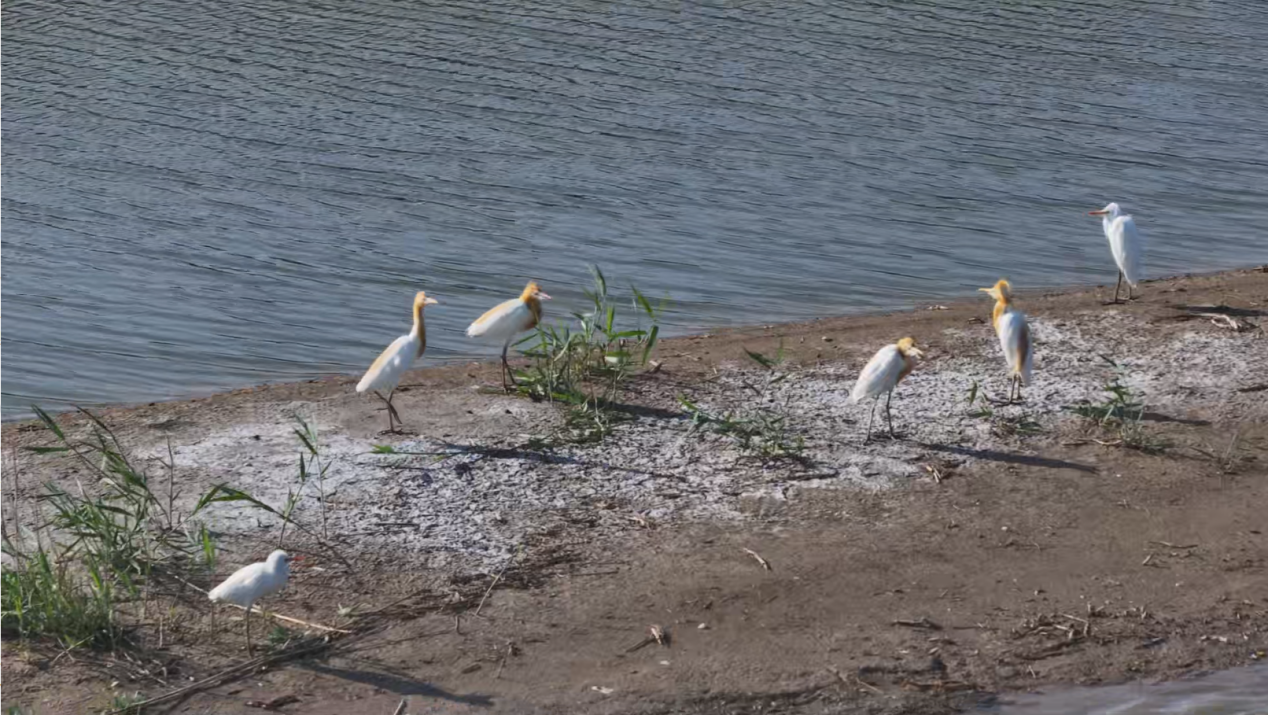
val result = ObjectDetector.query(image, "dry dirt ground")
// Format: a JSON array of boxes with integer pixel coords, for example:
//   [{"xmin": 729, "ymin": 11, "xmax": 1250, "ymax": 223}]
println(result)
[{"xmin": 3, "ymin": 268, "xmax": 1268, "ymax": 714}]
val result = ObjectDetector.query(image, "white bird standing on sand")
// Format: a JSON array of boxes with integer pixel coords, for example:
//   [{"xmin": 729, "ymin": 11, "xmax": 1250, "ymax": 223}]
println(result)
[
  {"xmin": 851, "ymin": 337, "xmax": 924, "ymax": 443},
  {"xmin": 979, "ymin": 279, "xmax": 1033, "ymax": 403},
  {"xmin": 1088, "ymin": 202, "xmax": 1144, "ymax": 303},
  {"xmin": 208, "ymin": 550, "xmax": 299, "ymax": 655},
  {"xmin": 356, "ymin": 291, "xmax": 439, "ymax": 433},
  {"xmin": 466, "ymin": 281, "xmax": 551, "ymax": 391}
]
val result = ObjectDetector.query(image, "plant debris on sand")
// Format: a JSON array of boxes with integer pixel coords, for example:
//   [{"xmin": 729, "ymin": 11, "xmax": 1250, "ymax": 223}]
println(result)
[{"xmin": 3, "ymin": 268, "xmax": 1267, "ymax": 715}]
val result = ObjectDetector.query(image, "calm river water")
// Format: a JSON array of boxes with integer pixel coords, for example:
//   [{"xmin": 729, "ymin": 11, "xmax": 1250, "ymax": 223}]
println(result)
[{"xmin": 3, "ymin": 0, "xmax": 1268, "ymax": 417}]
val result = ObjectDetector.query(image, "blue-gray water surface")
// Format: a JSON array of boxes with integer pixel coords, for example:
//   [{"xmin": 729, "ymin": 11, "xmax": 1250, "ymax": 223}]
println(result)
[
  {"xmin": 996, "ymin": 665, "xmax": 1268, "ymax": 714},
  {"xmin": 4, "ymin": 0, "xmax": 1268, "ymax": 418}
]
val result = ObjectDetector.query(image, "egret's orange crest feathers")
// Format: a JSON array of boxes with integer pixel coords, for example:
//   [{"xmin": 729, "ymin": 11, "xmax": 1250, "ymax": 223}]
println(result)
[
  {"xmin": 519, "ymin": 281, "xmax": 541, "ymax": 302},
  {"xmin": 977, "ymin": 279, "xmax": 1013, "ymax": 301}
]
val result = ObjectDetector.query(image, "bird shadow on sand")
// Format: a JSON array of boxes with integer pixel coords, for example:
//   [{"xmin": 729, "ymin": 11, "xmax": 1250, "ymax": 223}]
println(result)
[
  {"xmin": 917, "ymin": 443, "xmax": 1097, "ymax": 474},
  {"xmin": 409, "ymin": 440, "xmax": 677, "ymax": 480},
  {"xmin": 1173, "ymin": 304, "xmax": 1267, "ymax": 318},
  {"xmin": 301, "ymin": 659, "xmax": 493, "ymax": 706},
  {"xmin": 604, "ymin": 400, "xmax": 687, "ymax": 421},
  {"xmin": 1140, "ymin": 411, "xmax": 1210, "ymax": 427}
]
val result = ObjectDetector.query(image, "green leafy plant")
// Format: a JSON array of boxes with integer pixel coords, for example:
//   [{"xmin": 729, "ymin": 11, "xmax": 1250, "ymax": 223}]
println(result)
[
  {"xmin": 109, "ymin": 691, "xmax": 145, "ymax": 714},
  {"xmin": 966, "ymin": 380, "xmax": 994, "ymax": 418},
  {"xmin": 1, "ymin": 547, "xmax": 119, "ymax": 649},
  {"xmin": 678, "ymin": 343, "xmax": 806, "ymax": 461},
  {"xmin": 1068, "ymin": 356, "xmax": 1168, "ymax": 453},
  {"xmin": 194, "ymin": 416, "xmax": 336, "ymax": 548},
  {"xmin": 990, "ymin": 414, "xmax": 1043, "ymax": 438},
  {"xmin": 3, "ymin": 407, "xmax": 221, "ymax": 650},
  {"xmin": 514, "ymin": 266, "xmax": 665, "ymax": 443},
  {"xmin": 290, "ymin": 417, "xmax": 332, "ymax": 542},
  {"xmin": 266, "ymin": 624, "xmax": 296, "ymax": 650}
]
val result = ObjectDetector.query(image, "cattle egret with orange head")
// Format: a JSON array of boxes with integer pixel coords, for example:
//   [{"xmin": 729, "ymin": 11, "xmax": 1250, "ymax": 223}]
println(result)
[
  {"xmin": 466, "ymin": 281, "xmax": 551, "ymax": 390},
  {"xmin": 979, "ymin": 279, "xmax": 1032, "ymax": 402},
  {"xmin": 851, "ymin": 337, "xmax": 924, "ymax": 442},
  {"xmin": 356, "ymin": 291, "xmax": 438, "ymax": 433}
]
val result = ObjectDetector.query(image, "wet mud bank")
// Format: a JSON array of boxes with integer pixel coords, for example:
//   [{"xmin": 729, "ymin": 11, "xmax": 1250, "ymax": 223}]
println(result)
[{"xmin": 3, "ymin": 268, "xmax": 1267, "ymax": 714}]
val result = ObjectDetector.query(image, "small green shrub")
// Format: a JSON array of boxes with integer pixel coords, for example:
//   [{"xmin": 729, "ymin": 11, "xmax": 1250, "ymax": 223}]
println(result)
[
  {"xmin": 1068, "ymin": 356, "xmax": 1168, "ymax": 453},
  {"xmin": 2, "ymin": 407, "xmax": 221, "ymax": 650},
  {"xmin": 514, "ymin": 266, "xmax": 665, "ymax": 443},
  {"xmin": 1, "ymin": 548, "xmax": 119, "ymax": 649},
  {"xmin": 679, "ymin": 343, "xmax": 806, "ymax": 461},
  {"xmin": 965, "ymin": 380, "xmax": 994, "ymax": 418}
]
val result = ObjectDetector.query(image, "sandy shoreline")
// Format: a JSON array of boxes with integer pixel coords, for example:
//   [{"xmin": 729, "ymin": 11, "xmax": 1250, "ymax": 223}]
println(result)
[{"xmin": 4, "ymin": 267, "xmax": 1267, "ymax": 714}]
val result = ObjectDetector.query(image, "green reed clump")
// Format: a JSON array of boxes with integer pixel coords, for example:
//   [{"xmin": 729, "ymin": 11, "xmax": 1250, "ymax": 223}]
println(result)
[
  {"xmin": 514, "ymin": 266, "xmax": 665, "ymax": 443},
  {"xmin": 2, "ymin": 407, "xmax": 219, "ymax": 650},
  {"xmin": 678, "ymin": 343, "xmax": 806, "ymax": 461},
  {"xmin": 1067, "ymin": 356, "xmax": 1169, "ymax": 453},
  {"xmin": 0, "ymin": 549, "xmax": 119, "ymax": 649}
]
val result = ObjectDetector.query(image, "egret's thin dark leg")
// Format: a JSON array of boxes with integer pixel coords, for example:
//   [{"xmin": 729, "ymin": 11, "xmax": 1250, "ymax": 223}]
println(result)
[
  {"xmin": 245, "ymin": 605, "xmax": 253, "ymax": 656},
  {"xmin": 885, "ymin": 390, "xmax": 896, "ymax": 438},
  {"xmin": 500, "ymin": 342, "xmax": 518, "ymax": 391},
  {"xmin": 1114, "ymin": 272, "xmax": 1123, "ymax": 304},
  {"xmin": 386, "ymin": 389, "xmax": 402, "ymax": 432},
  {"xmin": 864, "ymin": 400, "xmax": 877, "ymax": 444},
  {"xmin": 374, "ymin": 390, "xmax": 399, "ymax": 433}
]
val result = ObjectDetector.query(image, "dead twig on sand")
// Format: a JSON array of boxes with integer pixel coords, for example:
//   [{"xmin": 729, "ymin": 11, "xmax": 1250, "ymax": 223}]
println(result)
[
  {"xmin": 650, "ymin": 624, "xmax": 668, "ymax": 646},
  {"xmin": 1206, "ymin": 314, "xmax": 1256, "ymax": 332},
  {"xmin": 231, "ymin": 605, "xmax": 351, "ymax": 634},
  {"xmin": 109, "ymin": 638, "xmax": 334, "ymax": 713},
  {"xmin": 828, "ymin": 666, "xmax": 882, "ymax": 694},
  {"xmin": 624, "ymin": 636, "xmax": 655, "ymax": 653},
  {"xmin": 623, "ymin": 625, "xmax": 671, "ymax": 654},
  {"xmin": 742, "ymin": 547, "xmax": 772, "ymax": 571},
  {"xmin": 392, "ymin": 698, "xmax": 407, "ymax": 715},
  {"xmin": 893, "ymin": 617, "xmax": 942, "ymax": 631},
  {"xmin": 1148, "ymin": 541, "xmax": 1198, "ymax": 549},
  {"xmin": 245, "ymin": 694, "xmax": 299, "ymax": 710},
  {"xmin": 475, "ymin": 551, "xmax": 518, "ymax": 618},
  {"xmin": 356, "ymin": 586, "xmax": 437, "ymax": 618},
  {"xmin": 495, "ymin": 642, "xmax": 516, "ymax": 679}
]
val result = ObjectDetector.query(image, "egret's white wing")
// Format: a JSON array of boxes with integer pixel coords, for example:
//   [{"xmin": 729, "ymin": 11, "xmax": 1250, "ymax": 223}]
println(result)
[
  {"xmin": 851, "ymin": 345, "xmax": 904, "ymax": 402},
  {"xmin": 996, "ymin": 309, "xmax": 1033, "ymax": 385},
  {"xmin": 466, "ymin": 298, "xmax": 531, "ymax": 341},
  {"xmin": 1108, "ymin": 215, "xmax": 1144, "ymax": 286},
  {"xmin": 208, "ymin": 562, "xmax": 269, "ymax": 606},
  {"xmin": 356, "ymin": 333, "xmax": 417, "ymax": 393}
]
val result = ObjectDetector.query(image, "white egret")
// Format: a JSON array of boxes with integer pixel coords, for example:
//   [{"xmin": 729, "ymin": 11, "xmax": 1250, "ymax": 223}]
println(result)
[
  {"xmin": 979, "ymin": 279, "xmax": 1032, "ymax": 403},
  {"xmin": 851, "ymin": 337, "xmax": 924, "ymax": 442},
  {"xmin": 1088, "ymin": 202, "xmax": 1144, "ymax": 303},
  {"xmin": 356, "ymin": 291, "xmax": 439, "ymax": 433},
  {"xmin": 466, "ymin": 281, "xmax": 551, "ymax": 391},
  {"xmin": 208, "ymin": 550, "xmax": 300, "ymax": 655}
]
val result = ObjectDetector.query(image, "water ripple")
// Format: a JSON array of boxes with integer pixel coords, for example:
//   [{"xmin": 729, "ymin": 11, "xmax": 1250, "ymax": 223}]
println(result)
[{"xmin": 4, "ymin": 0, "xmax": 1268, "ymax": 416}]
